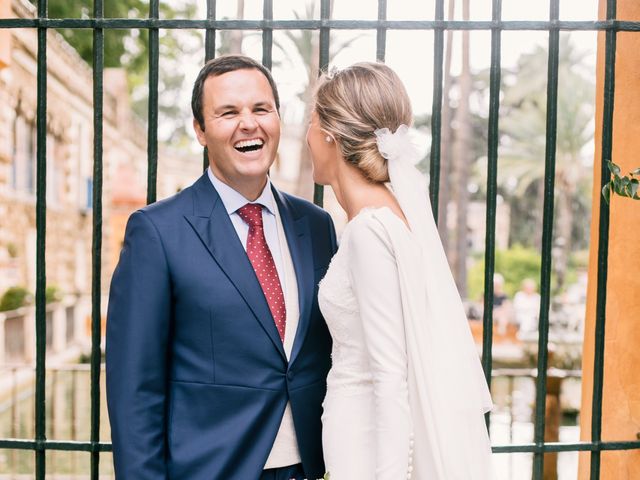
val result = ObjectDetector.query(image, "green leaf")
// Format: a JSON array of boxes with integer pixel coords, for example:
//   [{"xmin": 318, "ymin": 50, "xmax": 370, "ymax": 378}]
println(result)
[
  {"xmin": 630, "ymin": 179, "xmax": 639, "ymax": 198},
  {"xmin": 607, "ymin": 160, "xmax": 621, "ymax": 176},
  {"xmin": 602, "ymin": 183, "xmax": 611, "ymax": 204},
  {"xmin": 631, "ymin": 167, "xmax": 640, "ymax": 176},
  {"xmin": 613, "ymin": 176, "xmax": 625, "ymax": 196}
]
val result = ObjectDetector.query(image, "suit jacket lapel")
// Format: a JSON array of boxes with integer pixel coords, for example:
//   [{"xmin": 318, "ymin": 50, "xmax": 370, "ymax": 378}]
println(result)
[
  {"xmin": 273, "ymin": 187, "xmax": 314, "ymax": 367},
  {"xmin": 184, "ymin": 174, "xmax": 286, "ymax": 361}
]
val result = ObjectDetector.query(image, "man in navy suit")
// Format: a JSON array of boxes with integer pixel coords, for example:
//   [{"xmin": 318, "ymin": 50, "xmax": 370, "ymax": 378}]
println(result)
[{"xmin": 106, "ymin": 55, "xmax": 337, "ymax": 480}]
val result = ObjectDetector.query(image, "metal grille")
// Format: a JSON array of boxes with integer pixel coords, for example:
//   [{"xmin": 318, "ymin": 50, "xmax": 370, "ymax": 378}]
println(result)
[{"xmin": 0, "ymin": 0, "xmax": 639, "ymax": 478}]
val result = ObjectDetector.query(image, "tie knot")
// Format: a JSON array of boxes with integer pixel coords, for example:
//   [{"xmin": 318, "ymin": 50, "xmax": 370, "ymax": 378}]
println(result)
[{"xmin": 237, "ymin": 203, "xmax": 264, "ymax": 228}]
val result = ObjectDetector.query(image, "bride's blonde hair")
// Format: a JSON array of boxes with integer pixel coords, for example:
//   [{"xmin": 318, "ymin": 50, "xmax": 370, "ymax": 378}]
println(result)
[{"xmin": 313, "ymin": 62, "xmax": 413, "ymax": 183}]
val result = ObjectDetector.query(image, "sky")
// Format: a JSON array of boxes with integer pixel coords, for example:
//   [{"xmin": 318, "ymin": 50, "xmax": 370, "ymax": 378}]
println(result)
[
  {"xmin": 173, "ymin": 0, "xmax": 600, "ymax": 155},
  {"xmin": 188, "ymin": 0, "xmax": 600, "ymax": 114}
]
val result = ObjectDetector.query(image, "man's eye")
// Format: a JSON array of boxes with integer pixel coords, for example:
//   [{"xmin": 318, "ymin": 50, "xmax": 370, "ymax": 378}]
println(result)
[
  {"xmin": 255, "ymin": 108, "xmax": 269, "ymax": 114},
  {"xmin": 221, "ymin": 111, "xmax": 236, "ymax": 117}
]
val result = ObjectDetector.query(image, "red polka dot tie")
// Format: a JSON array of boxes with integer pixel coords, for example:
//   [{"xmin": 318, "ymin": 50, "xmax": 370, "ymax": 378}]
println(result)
[{"xmin": 237, "ymin": 203, "xmax": 286, "ymax": 342}]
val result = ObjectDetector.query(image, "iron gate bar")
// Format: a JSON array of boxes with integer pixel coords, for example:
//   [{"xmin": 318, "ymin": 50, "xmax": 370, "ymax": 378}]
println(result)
[
  {"xmin": 2, "ymin": 435, "xmax": 638, "ymax": 455},
  {"xmin": 1, "ymin": 0, "xmax": 636, "ymax": 477},
  {"xmin": 313, "ymin": 0, "xmax": 332, "ymax": 207},
  {"xmin": 262, "ymin": 0, "xmax": 273, "ymax": 69},
  {"xmin": 590, "ymin": 0, "xmax": 617, "ymax": 477},
  {"xmin": 34, "ymin": 0, "xmax": 47, "ymax": 477},
  {"xmin": 3, "ymin": 18, "xmax": 640, "ymax": 32},
  {"xmin": 89, "ymin": 0, "xmax": 104, "ymax": 477},
  {"xmin": 428, "ymin": 0, "xmax": 444, "ymax": 217},
  {"xmin": 481, "ymin": 0, "xmax": 502, "ymax": 403},
  {"xmin": 205, "ymin": 0, "xmax": 216, "ymax": 60},
  {"xmin": 493, "ymin": 440, "xmax": 640, "ymax": 454},
  {"xmin": 0, "ymin": 439, "xmax": 112, "ymax": 452},
  {"xmin": 147, "ymin": 0, "xmax": 160, "ymax": 205},
  {"xmin": 203, "ymin": 0, "xmax": 216, "ymax": 172},
  {"xmin": 532, "ymin": 0, "xmax": 561, "ymax": 476}
]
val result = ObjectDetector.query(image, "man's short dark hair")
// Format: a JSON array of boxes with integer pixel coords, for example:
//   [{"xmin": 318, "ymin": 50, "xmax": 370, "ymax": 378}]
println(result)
[{"xmin": 191, "ymin": 54, "xmax": 281, "ymax": 130}]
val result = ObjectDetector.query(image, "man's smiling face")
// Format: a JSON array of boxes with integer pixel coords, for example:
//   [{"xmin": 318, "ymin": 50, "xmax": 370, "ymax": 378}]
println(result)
[{"xmin": 194, "ymin": 68, "xmax": 281, "ymax": 199}]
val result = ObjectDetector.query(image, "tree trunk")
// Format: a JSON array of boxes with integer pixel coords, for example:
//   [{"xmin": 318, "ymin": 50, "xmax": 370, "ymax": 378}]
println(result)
[
  {"xmin": 554, "ymin": 175, "xmax": 574, "ymax": 293},
  {"xmin": 452, "ymin": 0, "xmax": 472, "ymax": 298},
  {"xmin": 295, "ymin": 41, "xmax": 320, "ymax": 201},
  {"xmin": 438, "ymin": 0, "xmax": 456, "ymax": 261},
  {"xmin": 229, "ymin": 0, "xmax": 244, "ymax": 54},
  {"xmin": 535, "ymin": 177, "xmax": 545, "ymax": 250}
]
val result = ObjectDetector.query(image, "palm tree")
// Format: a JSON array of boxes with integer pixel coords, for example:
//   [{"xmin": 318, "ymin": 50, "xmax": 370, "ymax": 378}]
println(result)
[
  {"xmin": 273, "ymin": 1, "xmax": 361, "ymax": 200},
  {"xmin": 449, "ymin": 0, "xmax": 472, "ymax": 297},
  {"xmin": 218, "ymin": 0, "xmax": 245, "ymax": 55},
  {"xmin": 497, "ymin": 35, "xmax": 594, "ymax": 291},
  {"xmin": 436, "ymin": 0, "xmax": 456, "ymax": 259}
]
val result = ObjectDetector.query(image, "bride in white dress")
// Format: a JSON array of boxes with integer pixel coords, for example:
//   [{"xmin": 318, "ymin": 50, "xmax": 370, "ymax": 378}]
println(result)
[{"xmin": 306, "ymin": 63, "xmax": 494, "ymax": 479}]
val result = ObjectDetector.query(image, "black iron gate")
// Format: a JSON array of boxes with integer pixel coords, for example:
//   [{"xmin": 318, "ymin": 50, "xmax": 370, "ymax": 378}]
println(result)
[{"xmin": 0, "ymin": 0, "xmax": 638, "ymax": 478}]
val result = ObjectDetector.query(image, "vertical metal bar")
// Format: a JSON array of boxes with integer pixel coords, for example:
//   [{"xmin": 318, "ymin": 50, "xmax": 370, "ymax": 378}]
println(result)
[
  {"xmin": 314, "ymin": 0, "xmax": 331, "ymax": 207},
  {"xmin": 205, "ymin": 0, "xmax": 216, "ymax": 61},
  {"xmin": 376, "ymin": 0, "xmax": 387, "ymax": 62},
  {"xmin": 90, "ymin": 0, "xmax": 104, "ymax": 477},
  {"xmin": 34, "ymin": 0, "xmax": 48, "ymax": 477},
  {"xmin": 590, "ymin": 0, "xmax": 617, "ymax": 478},
  {"xmin": 429, "ymin": 0, "xmax": 445, "ymax": 219},
  {"xmin": 147, "ymin": 0, "xmax": 159, "ymax": 204},
  {"xmin": 262, "ymin": 0, "xmax": 273, "ymax": 70},
  {"xmin": 204, "ymin": 0, "xmax": 217, "ymax": 171},
  {"xmin": 532, "ymin": 1, "xmax": 560, "ymax": 478},
  {"xmin": 482, "ymin": 0, "xmax": 502, "ymax": 409}
]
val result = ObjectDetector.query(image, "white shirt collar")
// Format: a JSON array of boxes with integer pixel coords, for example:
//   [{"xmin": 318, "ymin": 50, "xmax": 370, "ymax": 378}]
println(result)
[{"xmin": 207, "ymin": 167, "xmax": 276, "ymax": 216}]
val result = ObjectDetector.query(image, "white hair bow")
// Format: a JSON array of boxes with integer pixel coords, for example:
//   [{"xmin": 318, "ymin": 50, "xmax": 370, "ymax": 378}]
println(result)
[{"xmin": 374, "ymin": 124, "xmax": 413, "ymax": 161}]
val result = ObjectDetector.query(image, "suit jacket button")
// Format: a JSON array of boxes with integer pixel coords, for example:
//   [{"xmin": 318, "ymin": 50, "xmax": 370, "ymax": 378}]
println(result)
[{"xmin": 287, "ymin": 371, "xmax": 294, "ymax": 381}]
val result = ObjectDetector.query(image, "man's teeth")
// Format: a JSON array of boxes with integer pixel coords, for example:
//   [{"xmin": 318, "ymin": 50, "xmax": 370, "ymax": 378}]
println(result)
[{"xmin": 234, "ymin": 139, "xmax": 264, "ymax": 150}]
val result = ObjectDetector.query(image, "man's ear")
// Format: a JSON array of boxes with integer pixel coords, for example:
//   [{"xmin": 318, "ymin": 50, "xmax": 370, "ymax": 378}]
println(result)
[{"xmin": 193, "ymin": 118, "xmax": 207, "ymax": 147}]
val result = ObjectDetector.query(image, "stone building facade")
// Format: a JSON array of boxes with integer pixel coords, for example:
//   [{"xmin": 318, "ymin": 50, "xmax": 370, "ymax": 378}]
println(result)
[{"xmin": 0, "ymin": 0, "xmax": 201, "ymax": 363}]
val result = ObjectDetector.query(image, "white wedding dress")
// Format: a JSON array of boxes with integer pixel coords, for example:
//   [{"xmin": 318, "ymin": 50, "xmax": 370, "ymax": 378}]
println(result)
[
  {"xmin": 318, "ymin": 126, "xmax": 493, "ymax": 479},
  {"xmin": 319, "ymin": 207, "xmax": 492, "ymax": 480},
  {"xmin": 319, "ymin": 208, "xmax": 415, "ymax": 479}
]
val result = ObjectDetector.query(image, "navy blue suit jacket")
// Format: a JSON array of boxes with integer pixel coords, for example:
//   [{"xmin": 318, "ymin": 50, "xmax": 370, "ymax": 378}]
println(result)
[{"xmin": 106, "ymin": 173, "xmax": 337, "ymax": 479}]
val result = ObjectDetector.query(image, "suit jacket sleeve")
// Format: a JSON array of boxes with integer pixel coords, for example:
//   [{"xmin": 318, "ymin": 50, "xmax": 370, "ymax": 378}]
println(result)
[{"xmin": 106, "ymin": 210, "xmax": 171, "ymax": 479}]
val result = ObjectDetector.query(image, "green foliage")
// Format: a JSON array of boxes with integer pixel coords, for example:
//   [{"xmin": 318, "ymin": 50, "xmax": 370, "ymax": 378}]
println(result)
[
  {"xmin": 0, "ymin": 286, "xmax": 32, "ymax": 312},
  {"xmin": 48, "ymin": 0, "xmax": 149, "ymax": 69},
  {"xmin": 46, "ymin": 285, "xmax": 62, "ymax": 304},
  {"xmin": 45, "ymin": 0, "xmax": 202, "ymax": 144},
  {"xmin": 468, "ymin": 245, "xmax": 545, "ymax": 300},
  {"xmin": 602, "ymin": 160, "xmax": 640, "ymax": 203},
  {"xmin": 486, "ymin": 35, "xmax": 595, "ymax": 249}
]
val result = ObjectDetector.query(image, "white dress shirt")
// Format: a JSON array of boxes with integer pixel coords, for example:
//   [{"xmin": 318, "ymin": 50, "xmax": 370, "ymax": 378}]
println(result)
[{"xmin": 207, "ymin": 168, "xmax": 302, "ymax": 468}]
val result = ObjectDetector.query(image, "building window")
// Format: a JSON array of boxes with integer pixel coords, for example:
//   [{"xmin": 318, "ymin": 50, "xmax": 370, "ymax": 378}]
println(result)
[
  {"xmin": 46, "ymin": 133, "xmax": 59, "ymax": 206},
  {"xmin": 13, "ymin": 115, "xmax": 36, "ymax": 195}
]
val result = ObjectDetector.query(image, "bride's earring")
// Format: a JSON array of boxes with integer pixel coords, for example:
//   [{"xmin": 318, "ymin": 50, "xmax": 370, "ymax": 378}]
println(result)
[{"xmin": 325, "ymin": 135, "xmax": 332, "ymax": 143}]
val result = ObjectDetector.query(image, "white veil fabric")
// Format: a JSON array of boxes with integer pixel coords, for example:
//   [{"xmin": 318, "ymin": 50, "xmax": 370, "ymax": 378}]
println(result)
[{"xmin": 375, "ymin": 125, "xmax": 494, "ymax": 479}]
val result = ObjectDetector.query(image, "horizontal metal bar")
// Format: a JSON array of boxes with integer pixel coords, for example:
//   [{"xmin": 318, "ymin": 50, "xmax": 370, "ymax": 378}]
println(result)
[
  {"xmin": 493, "ymin": 440, "xmax": 640, "ymax": 454},
  {"xmin": 1, "ymin": 18, "xmax": 640, "ymax": 32},
  {"xmin": 0, "ymin": 439, "xmax": 112, "ymax": 452},
  {"xmin": 1, "ymin": 438, "xmax": 637, "ymax": 454}
]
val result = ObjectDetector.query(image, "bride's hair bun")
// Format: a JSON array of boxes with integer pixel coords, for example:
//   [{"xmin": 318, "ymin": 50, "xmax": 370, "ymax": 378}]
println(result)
[{"xmin": 313, "ymin": 62, "xmax": 413, "ymax": 183}]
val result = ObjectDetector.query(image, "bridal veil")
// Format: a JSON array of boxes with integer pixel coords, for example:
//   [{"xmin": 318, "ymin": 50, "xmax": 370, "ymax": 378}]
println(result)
[{"xmin": 375, "ymin": 125, "xmax": 494, "ymax": 479}]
